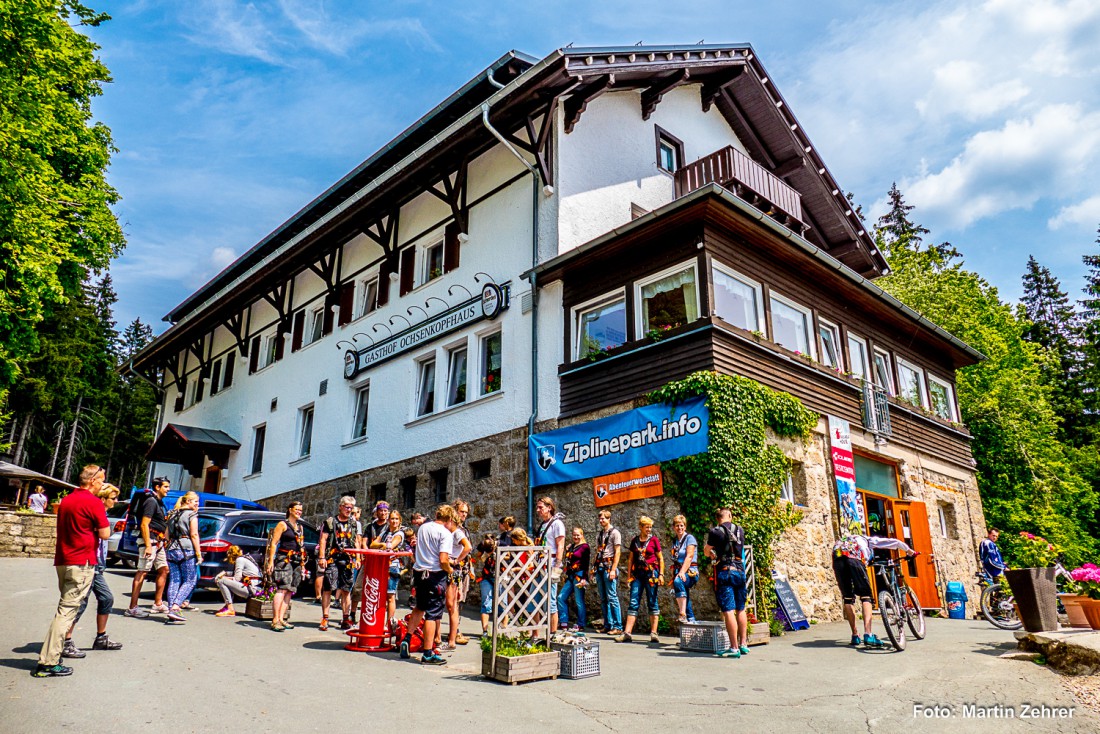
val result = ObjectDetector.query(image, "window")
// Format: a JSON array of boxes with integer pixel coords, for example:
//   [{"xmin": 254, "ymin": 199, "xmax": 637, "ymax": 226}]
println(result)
[
  {"xmin": 928, "ymin": 375, "xmax": 958, "ymax": 422},
  {"xmin": 209, "ymin": 354, "xmax": 234, "ymax": 396},
  {"xmin": 351, "ymin": 384, "xmax": 370, "ymax": 440},
  {"xmin": 297, "ymin": 405, "xmax": 314, "ymax": 458},
  {"xmin": 250, "ymin": 425, "xmax": 266, "ymax": 475},
  {"xmin": 769, "ymin": 292, "xmax": 815, "ymax": 358},
  {"xmin": 183, "ymin": 376, "xmax": 200, "ymax": 409},
  {"xmin": 415, "ymin": 357, "xmax": 436, "ymax": 417},
  {"xmin": 896, "ymin": 358, "xmax": 928, "ymax": 408},
  {"xmin": 358, "ymin": 276, "xmax": 379, "ymax": 319},
  {"xmin": 371, "ymin": 483, "xmax": 387, "ymax": 506},
  {"xmin": 853, "ymin": 454, "xmax": 899, "ymax": 498},
  {"xmin": 470, "ymin": 458, "xmax": 491, "ymax": 480},
  {"xmin": 655, "ymin": 127, "xmax": 683, "ymax": 173},
  {"xmin": 847, "ymin": 333, "xmax": 870, "ymax": 380},
  {"xmin": 430, "ymin": 468, "xmax": 449, "ymax": 503},
  {"xmin": 258, "ymin": 332, "xmax": 278, "ymax": 370},
  {"xmin": 636, "ymin": 262, "xmax": 699, "ymax": 336},
  {"xmin": 712, "ymin": 263, "xmax": 764, "ymax": 333},
  {"xmin": 446, "ymin": 346, "xmax": 468, "ymax": 407},
  {"xmin": 480, "ymin": 332, "xmax": 502, "ymax": 396},
  {"xmin": 574, "ymin": 292, "xmax": 627, "ymax": 360},
  {"xmin": 873, "ymin": 349, "xmax": 895, "ymax": 395},
  {"xmin": 938, "ymin": 506, "xmax": 949, "ymax": 539},
  {"xmin": 818, "ymin": 318, "xmax": 841, "ymax": 370},
  {"xmin": 304, "ymin": 307, "xmax": 324, "ymax": 347},
  {"xmin": 400, "ymin": 475, "xmax": 417, "ymax": 508},
  {"xmin": 422, "ymin": 240, "xmax": 444, "ymax": 285},
  {"xmin": 780, "ymin": 473, "xmax": 795, "ymax": 503},
  {"xmin": 229, "ymin": 519, "xmax": 267, "ymax": 539}
]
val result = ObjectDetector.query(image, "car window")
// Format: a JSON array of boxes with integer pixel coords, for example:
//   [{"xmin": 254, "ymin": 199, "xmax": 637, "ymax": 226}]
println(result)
[
  {"xmin": 106, "ymin": 504, "xmax": 128, "ymax": 519},
  {"xmin": 197, "ymin": 516, "xmax": 223, "ymax": 540},
  {"xmin": 301, "ymin": 522, "xmax": 319, "ymax": 545},
  {"xmin": 230, "ymin": 519, "xmax": 269, "ymax": 539},
  {"xmin": 203, "ymin": 500, "xmax": 236, "ymax": 509}
]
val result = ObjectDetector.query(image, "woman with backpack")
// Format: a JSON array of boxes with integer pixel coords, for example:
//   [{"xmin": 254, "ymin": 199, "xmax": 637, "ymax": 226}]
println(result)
[
  {"xmin": 615, "ymin": 516, "xmax": 664, "ymax": 644},
  {"xmin": 164, "ymin": 492, "xmax": 202, "ymax": 624}
]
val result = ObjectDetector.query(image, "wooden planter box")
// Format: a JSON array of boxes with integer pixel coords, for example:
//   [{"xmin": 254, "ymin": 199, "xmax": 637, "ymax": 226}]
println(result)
[
  {"xmin": 481, "ymin": 650, "xmax": 559, "ymax": 685},
  {"xmin": 746, "ymin": 627, "xmax": 770, "ymax": 646},
  {"xmin": 245, "ymin": 597, "xmax": 275, "ymax": 620}
]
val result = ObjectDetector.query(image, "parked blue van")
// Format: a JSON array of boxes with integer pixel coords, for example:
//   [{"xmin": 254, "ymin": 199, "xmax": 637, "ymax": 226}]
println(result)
[{"xmin": 117, "ymin": 488, "xmax": 267, "ymax": 563}]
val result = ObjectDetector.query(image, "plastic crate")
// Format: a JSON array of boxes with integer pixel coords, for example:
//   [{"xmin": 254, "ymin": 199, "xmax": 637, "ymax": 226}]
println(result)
[
  {"xmin": 679, "ymin": 621, "xmax": 730, "ymax": 653},
  {"xmin": 550, "ymin": 641, "xmax": 601, "ymax": 679}
]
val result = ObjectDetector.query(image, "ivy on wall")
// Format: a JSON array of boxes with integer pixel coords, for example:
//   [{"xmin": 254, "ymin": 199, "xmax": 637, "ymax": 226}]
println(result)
[{"xmin": 648, "ymin": 371, "xmax": 819, "ymax": 622}]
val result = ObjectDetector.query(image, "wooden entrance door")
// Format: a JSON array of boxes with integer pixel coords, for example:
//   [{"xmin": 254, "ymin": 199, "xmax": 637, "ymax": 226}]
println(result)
[
  {"xmin": 203, "ymin": 465, "xmax": 221, "ymax": 494},
  {"xmin": 893, "ymin": 500, "xmax": 939, "ymax": 608}
]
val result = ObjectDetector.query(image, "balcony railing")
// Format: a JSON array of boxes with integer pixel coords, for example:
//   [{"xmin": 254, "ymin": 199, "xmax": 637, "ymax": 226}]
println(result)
[
  {"xmin": 861, "ymin": 381, "xmax": 892, "ymax": 438},
  {"xmin": 674, "ymin": 145, "xmax": 803, "ymax": 226}
]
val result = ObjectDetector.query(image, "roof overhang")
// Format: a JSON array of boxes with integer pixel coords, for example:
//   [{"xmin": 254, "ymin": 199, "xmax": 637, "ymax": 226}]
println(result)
[
  {"xmin": 146, "ymin": 424, "xmax": 241, "ymax": 478},
  {"xmin": 0, "ymin": 461, "xmax": 75, "ymax": 491}
]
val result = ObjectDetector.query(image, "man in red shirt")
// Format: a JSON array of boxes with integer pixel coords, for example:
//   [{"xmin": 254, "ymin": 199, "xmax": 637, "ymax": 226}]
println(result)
[{"xmin": 33, "ymin": 465, "xmax": 111, "ymax": 678}]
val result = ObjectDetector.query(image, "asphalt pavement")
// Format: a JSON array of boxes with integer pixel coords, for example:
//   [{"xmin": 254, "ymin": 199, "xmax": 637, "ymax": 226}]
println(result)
[{"xmin": 1, "ymin": 557, "xmax": 1096, "ymax": 733}]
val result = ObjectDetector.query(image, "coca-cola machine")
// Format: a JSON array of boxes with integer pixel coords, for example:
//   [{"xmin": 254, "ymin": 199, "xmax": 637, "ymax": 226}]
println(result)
[{"xmin": 345, "ymin": 548, "xmax": 410, "ymax": 652}]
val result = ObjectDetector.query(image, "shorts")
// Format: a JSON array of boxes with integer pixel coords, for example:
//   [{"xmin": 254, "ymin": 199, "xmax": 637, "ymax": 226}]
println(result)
[
  {"xmin": 833, "ymin": 556, "xmax": 872, "ymax": 604},
  {"xmin": 324, "ymin": 558, "xmax": 356, "ymax": 593},
  {"xmin": 716, "ymin": 568, "xmax": 747, "ymax": 613},
  {"xmin": 272, "ymin": 559, "xmax": 303, "ymax": 592},
  {"xmin": 413, "ymin": 569, "xmax": 448, "ymax": 621},
  {"xmin": 136, "ymin": 541, "xmax": 168, "ymax": 573},
  {"xmin": 388, "ymin": 569, "xmax": 400, "ymax": 595}
]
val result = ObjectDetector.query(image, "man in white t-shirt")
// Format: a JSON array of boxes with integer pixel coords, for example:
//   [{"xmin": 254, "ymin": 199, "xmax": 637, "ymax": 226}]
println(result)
[
  {"xmin": 400, "ymin": 505, "xmax": 457, "ymax": 665},
  {"xmin": 534, "ymin": 496, "xmax": 566, "ymax": 633}
]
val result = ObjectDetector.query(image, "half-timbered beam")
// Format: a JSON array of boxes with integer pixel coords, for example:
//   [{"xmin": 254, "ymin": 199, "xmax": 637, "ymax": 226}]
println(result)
[
  {"xmin": 700, "ymin": 66, "xmax": 745, "ymax": 112},
  {"xmin": 222, "ymin": 310, "xmax": 250, "ymax": 361},
  {"xmin": 564, "ymin": 74, "xmax": 614, "ymax": 134},
  {"xmin": 641, "ymin": 68, "xmax": 690, "ymax": 120},
  {"xmin": 773, "ymin": 155, "xmax": 806, "ymax": 179}
]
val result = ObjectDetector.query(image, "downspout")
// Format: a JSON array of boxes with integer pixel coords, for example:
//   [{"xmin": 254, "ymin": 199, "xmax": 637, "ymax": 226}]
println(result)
[{"xmin": 482, "ymin": 70, "xmax": 552, "ymax": 531}]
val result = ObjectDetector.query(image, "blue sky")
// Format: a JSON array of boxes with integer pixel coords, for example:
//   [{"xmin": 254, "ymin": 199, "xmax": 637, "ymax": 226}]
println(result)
[{"xmin": 86, "ymin": 0, "xmax": 1100, "ymax": 332}]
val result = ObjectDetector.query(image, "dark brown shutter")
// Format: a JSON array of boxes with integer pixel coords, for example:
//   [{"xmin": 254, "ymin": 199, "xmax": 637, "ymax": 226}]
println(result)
[
  {"xmin": 195, "ymin": 366, "xmax": 207, "ymax": 403},
  {"xmin": 443, "ymin": 222, "xmax": 461, "ymax": 273},
  {"xmin": 174, "ymin": 386, "xmax": 185, "ymax": 413},
  {"xmin": 274, "ymin": 328, "xmax": 286, "ymax": 362},
  {"xmin": 399, "ymin": 247, "xmax": 416, "ymax": 296},
  {"xmin": 337, "ymin": 282, "xmax": 355, "ymax": 327},
  {"xmin": 249, "ymin": 336, "xmax": 261, "ymax": 374},
  {"xmin": 222, "ymin": 356, "xmax": 234, "ymax": 389},
  {"xmin": 291, "ymin": 310, "xmax": 305, "ymax": 352},
  {"xmin": 377, "ymin": 258, "xmax": 392, "ymax": 307},
  {"xmin": 210, "ymin": 360, "xmax": 222, "ymax": 396}
]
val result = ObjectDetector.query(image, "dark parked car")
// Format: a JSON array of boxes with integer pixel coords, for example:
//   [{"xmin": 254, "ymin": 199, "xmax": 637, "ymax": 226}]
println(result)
[
  {"xmin": 118, "ymin": 490, "xmax": 267, "ymax": 564},
  {"xmin": 193, "ymin": 509, "xmax": 320, "ymax": 595}
]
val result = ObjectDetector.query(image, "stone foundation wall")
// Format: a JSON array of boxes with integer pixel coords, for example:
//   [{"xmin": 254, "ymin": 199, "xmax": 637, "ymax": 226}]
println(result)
[{"xmin": 0, "ymin": 511, "xmax": 56, "ymax": 558}]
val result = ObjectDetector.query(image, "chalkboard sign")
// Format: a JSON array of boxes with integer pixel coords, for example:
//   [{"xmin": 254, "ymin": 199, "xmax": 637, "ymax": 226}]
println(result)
[{"xmin": 772, "ymin": 575, "xmax": 809, "ymax": 630}]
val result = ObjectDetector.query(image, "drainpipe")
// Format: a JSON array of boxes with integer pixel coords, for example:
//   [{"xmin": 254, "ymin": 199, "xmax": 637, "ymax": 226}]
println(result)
[{"xmin": 481, "ymin": 71, "xmax": 552, "ymax": 531}]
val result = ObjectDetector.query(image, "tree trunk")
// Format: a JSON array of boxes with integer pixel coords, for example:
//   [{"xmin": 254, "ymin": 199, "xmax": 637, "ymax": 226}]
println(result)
[
  {"xmin": 14, "ymin": 411, "xmax": 33, "ymax": 466},
  {"xmin": 47, "ymin": 420, "xmax": 65, "ymax": 478},
  {"xmin": 104, "ymin": 397, "xmax": 122, "ymax": 482},
  {"xmin": 62, "ymin": 395, "xmax": 83, "ymax": 483}
]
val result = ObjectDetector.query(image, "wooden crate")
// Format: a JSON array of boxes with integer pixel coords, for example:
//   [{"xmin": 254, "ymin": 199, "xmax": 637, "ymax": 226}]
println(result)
[
  {"xmin": 245, "ymin": 598, "xmax": 274, "ymax": 620},
  {"xmin": 481, "ymin": 650, "xmax": 560, "ymax": 685},
  {"xmin": 747, "ymin": 627, "xmax": 770, "ymax": 646}
]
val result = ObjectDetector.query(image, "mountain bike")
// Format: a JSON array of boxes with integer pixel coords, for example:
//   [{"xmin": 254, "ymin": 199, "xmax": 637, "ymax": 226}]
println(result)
[
  {"xmin": 870, "ymin": 554, "xmax": 925, "ymax": 651},
  {"xmin": 977, "ymin": 560, "xmax": 1070, "ymax": 631}
]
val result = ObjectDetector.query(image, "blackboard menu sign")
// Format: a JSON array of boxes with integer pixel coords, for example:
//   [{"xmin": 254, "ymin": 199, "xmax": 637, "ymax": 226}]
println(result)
[{"xmin": 773, "ymin": 575, "xmax": 809, "ymax": 630}]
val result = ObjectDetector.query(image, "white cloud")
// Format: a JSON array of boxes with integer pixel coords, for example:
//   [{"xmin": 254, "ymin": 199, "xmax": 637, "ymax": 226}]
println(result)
[
  {"xmin": 1049, "ymin": 195, "xmax": 1100, "ymax": 230},
  {"xmin": 209, "ymin": 246, "xmax": 237, "ymax": 270}
]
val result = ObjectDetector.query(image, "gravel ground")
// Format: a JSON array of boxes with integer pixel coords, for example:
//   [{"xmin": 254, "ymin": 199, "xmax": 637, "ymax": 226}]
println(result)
[{"xmin": 1061, "ymin": 675, "xmax": 1100, "ymax": 716}]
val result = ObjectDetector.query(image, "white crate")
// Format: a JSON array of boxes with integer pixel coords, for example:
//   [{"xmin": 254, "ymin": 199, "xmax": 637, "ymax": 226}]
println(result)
[
  {"xmin": 679, "ymin": 621, "xmax": 730, "ymax": 653},
  {"xmin": 550, "ymin": 641, "xmax": 601, "ymax": 679}
]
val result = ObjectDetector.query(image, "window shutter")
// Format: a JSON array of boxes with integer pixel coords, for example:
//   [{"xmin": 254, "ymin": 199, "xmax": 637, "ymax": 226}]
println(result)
[
  {"xmin": 399, "ymin": 247, "xmax": 416, "ymax": 296},
  {"xmin": 195, "ymin": 366, "xmax": 207, "ymax": 403},
  {"xmin": 249, "ymin": 336, "xmax": 261, "ymax": 374},
  {"xmin": 377, "ymin": 258, "xmax": 392, "ymax": 307},
  {"xmin": 337, "ymin": 282, "xmax": 355, "ymax": 327},
  {"xmin": 174, "ymin": 386, "xmax": 185, "ymax": 413},
  {"xmin": 210, "ymin": 360, "xmax": 222, "ymax": 396},
  {"xmin": 443, "ymin": 222, "xmax": 461, "ymax": 273},
  {"xmin": 274, "ymin": 328, "xmax": 286, "ymax": 362},
  {"xmin": 291, "ymin": 310, "xmax": 305, "ymax": 352},
  {"xmin": 223, "ymin": 356, "xmax": 234, "ymax": 389}
]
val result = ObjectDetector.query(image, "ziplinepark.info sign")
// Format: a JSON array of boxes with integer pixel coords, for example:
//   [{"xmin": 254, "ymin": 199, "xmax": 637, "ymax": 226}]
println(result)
[{"xmin": 528, "ymin": 396, "xmax": 709, "ymax": 487}]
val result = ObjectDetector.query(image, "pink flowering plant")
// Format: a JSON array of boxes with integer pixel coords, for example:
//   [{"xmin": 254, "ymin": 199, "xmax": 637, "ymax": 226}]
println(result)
[
  {"xmin": 1001, "ymin": 531, "xmax": 1059, "ymax": 569},
  {"xmin": 1069, "ymin": 564, "xmax": 1100, "ymax": 600}
]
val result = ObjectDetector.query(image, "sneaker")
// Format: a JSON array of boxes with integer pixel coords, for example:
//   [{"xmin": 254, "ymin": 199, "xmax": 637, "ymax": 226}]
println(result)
[
  {"xmin": 739, "ymin": 645, "xmax": 750, "ymax": 656},
  {"xmin": 716, "ymin": 647, "xmax": 741, "ymax": 658},
  {"xmin": 849, "ymin": 635, "xmax": 861, "ymax": 647},
  {"xmin": 421, "ymin": 653, "xmax": 447, "ymax": 665},
  {"xmin": 318, "ymin": 617, "xmax": 329, "ymax": 632},
  {"xmin": 614, "ymin": 633, "xmax": 632, "ymax": 643},
  {"xmin": 282, "ymin": 621, "xmax": 295, "ymax": 630},
  {"xmin": 179, "ymin": 602, "xmax": 192, "ymax": 610},
  {"xmin": 608, "ymin": 629, "xmax": 624, "ymax": 636},
  {"xmin": 677, "ymin": 616, "xmax": 688, "ymax": 624},
  {"xmin": 124, "ymin": 607, "xmax": 149, "ymax": 619},
  {"xmin": 438, "ymin": 642, "xmax": 456, "ymax": 652},
  {"xmin": 215, "ymin": 606, "xmax": 236, "ymax": 618},
  {"xmin": 92, "ymin": 634, "xmax": 122, "ymax": 651},
  {"xmin": 270, "ymin": 622, "xmax": 286, "ymax": 632},
  {"xmin": 568, "ymin": 625, "xmax": 581, "ymax": 632},
  {"xmin": 455, "ymin": 632, "xmax": 469, "ymax": 645},
  {"xmin": 863, "ymin": 634, "xmax": 884, "ymax": 649},
  {"xmin": 61, "ymin": 640, "xmax": 85, "ymax": 659},
  {"xmin": 165, "ymin": 611, "xmax": 186, "ymax": 624},
  {"xmin": 340, "ymin": 618, "xmax": 354, "ymax": 631},
  {"xmin": 150, "ymin": 604, "xmax": 169, "ymax": 614},
  {"xmin": 399, "ymin": 636, "xmax": 410, "ymax": 659},
  {"xmin": 31, "ymin": 663, "xmax": 73, "ymax": 678},
  {"xmin": 649, "ymin": 632, "xmax": 660, "ymax": 643}
]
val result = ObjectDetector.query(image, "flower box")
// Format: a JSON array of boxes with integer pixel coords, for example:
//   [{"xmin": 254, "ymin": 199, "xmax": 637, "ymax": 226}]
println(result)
[
  {"xmin": 1057, "ymin": 593, "xmax": 1092, "ymax": 629},
  {"xmin": 481, "ymin": 650, "xmax": 560, "ymax": 685},
  {"xmin": 245, "ymin": 597, "xmax": 275, "ymax": 620},
  {"xmin": 1004, "ymin": 568, "xmax": 1058, "ymax": 632},
  {"xmin": 746, "ymin": 626, "xmax": 770, "ymax": 646}
]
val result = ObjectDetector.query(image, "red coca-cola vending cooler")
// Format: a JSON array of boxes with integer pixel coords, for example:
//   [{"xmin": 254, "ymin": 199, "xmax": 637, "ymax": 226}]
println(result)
[{"xmin": 345, "ymin": 548, "xmax": 411, "ymax": 652}]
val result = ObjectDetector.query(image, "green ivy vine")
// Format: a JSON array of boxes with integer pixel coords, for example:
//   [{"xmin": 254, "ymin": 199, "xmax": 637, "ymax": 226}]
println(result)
[{"xmin": 647, "ymin": 371, "xmax": 818, "ymax": 623}]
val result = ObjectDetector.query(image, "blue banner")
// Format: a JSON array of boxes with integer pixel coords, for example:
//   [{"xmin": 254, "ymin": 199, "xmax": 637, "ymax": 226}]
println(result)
[{"xmin": 528, "ymin": 396, "xmax": 709, "ymax": 487}]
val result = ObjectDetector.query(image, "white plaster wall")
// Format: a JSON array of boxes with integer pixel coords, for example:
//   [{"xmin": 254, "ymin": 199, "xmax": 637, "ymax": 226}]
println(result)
[{"xmin": 557, "ymin": 84, "xmax": 747, "ymax": 253}]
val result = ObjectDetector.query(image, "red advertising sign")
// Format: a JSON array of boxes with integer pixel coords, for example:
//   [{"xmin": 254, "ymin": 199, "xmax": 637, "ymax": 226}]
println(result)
[{"xmin": 592, "ymin": 465, "xmax": 664, "ymax": 507}]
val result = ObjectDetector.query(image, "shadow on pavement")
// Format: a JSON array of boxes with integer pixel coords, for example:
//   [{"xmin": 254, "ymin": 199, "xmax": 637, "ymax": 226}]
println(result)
[
  {"xmin": 791, "ymin": 639, "xmax": 857, "ymax": 649},
  {"xmin": 10, "ymin": 643, "xmax": 39, "ymax": 654},
  {"xmin": 970, "ymin": 639, "xmax": 1017, "ymax": 656},
  {"xmin": 0, "ymin": 657, "xmax": 37, "ymax": 671},
  {"xmin": 302, "ymin": 640, "xmax": 348, "ymax": 651}
]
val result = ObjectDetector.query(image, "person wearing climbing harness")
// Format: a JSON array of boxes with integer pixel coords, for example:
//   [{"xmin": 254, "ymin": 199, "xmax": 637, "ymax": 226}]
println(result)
[
  {"xmin": 318, "ymin": 495, "xmax": 360, "ymax": 632},
  {"xmin": 704, "ymin": 507, "xmax": 748, "ymax": 658},
  {"xmin": 265, "ymin": 501, "xmax": 307, "ymax": 632},
  {"xmin": 534, "ymin": 496, "xmax": 567, "ymax": 633},
  {"xmin": 594, "ymin": 509, "xmax": 623, "ymax": 635},
  {"xmin": 832, "ymin": 519, "xmax": 915, "ymax": 648},
  {"xmin": 669, "ymin": 515, "xmax": 699, "ymax": 623},
  {"xmin": 369, "ymin": 508, "xmax": 407, "ymax": 632},
  {"xmin": 616, "ymin": 516, "xmax": 663, "ymax": 644}
]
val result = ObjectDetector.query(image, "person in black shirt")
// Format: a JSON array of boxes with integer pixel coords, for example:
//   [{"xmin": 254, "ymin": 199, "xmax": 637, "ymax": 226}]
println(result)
[
  {"xmin": 125, "ymin": 477, "xmax": 171, "ymax": 618},
  {"xmin": 318, "ymin": 496, "xmax": 361, "ymax": 631},
  {"xmin": 704, "ymin": 508, "xmax": 748, "ymax": 659},
  {"xmin": 362, "ymin": 501, "xmax": 390, "ymax": 546}
]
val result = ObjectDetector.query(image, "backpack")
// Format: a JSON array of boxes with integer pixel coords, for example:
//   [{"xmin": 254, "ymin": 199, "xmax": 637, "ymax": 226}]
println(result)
[
  {"xmin": 126, "ymin": 489, "xmax": 154, "ymax": 536},
  {"xmin": 165, "ymin": 509, "xmax": 192, "ymax": 548}
]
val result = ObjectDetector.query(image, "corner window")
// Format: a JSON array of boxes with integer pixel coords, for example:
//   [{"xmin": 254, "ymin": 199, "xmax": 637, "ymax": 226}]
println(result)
[
  {"xmin": 655, "ymin": 126, "xmax": 683, "ymax": 173},
  {"xmin": 928, "ymin": 375, "xmax": 958, "ymax": 422},
  {"xmin": 712, "ymin": 263, "xmax": 764, "ymax": 333},
  {"xmin": 480, "ymin": 331, "xmax": 502, "ymax": 396},
  {"xmin": 422, "ymin": 240, "xmax": 444, "ymax": 285},
  {"xmin": 847, "ymin": 333, "xmax": 870, "ymax": 381},
  {"xmin": 897, "ymin": 358, "xmax": 928, "ymax": 408},
  {"xmin": 358, "ymin": 276, "xmax": 379, "ymax": 319},
  {"xmin": 873, "ymin": 349, "xmax": 895, "ymax": 395},
  {"xmin": 351, "ymin": 384, "xmax": 370, "ymax": 440},
  {"xmin": 250, "ymin": 425, "xmax": 266, "ymax": 475},
  {"xmin": 636, "ymin": 261, "xmax": 699, "ymax": 337},
  {"xmin": 573, "ymin": 292, "xmax": 627, "ymax": 360},
  {"xmin": 818, "ymin": 318, "xmax": 841, "ymax": 370},
  {"xmin": 446, "ymin": 346, "xmax": 468, "ymax": 407},
  {"xmin": 297, "ymin": 405, "xmax": 314, "ymax": 458},
  {"xmin": 304, "ymin": 307, "xmax": 324, "ymax": 347},
  {"xmin": 769, "ymin": 292, "xmax": 815, "ymax": 358},
  {"xmin": 415, "ymin": 357, "xmax": 436, "ymax": 417}
]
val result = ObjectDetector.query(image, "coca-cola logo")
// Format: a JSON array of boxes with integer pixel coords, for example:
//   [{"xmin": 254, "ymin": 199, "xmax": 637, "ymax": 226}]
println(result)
[{"xmin": 363, "ymin": 576, "xmax": 381, "ymax": 626}]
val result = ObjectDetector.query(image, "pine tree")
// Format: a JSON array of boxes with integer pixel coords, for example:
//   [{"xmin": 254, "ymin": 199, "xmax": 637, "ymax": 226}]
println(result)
[{"xmin": 875, "ymin": 183, "xmax": 958, "ymax": 270}]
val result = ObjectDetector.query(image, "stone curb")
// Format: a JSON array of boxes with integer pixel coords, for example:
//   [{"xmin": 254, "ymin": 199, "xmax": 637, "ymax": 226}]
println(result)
[{"xmin": 1015, "ymin": 628, "xmax": 1100, "ymax": 676}]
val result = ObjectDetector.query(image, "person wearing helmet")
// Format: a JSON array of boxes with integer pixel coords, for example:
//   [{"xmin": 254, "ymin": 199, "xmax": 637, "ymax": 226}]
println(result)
[{"xmin": 832, "ymin": 519, "xmax": 915, "ymax": 648}]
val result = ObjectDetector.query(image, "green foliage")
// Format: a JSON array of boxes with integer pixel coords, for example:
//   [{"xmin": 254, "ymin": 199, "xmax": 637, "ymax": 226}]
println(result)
[
  {"xmin": 647, "ymin": 370, "xmax": 818, "ymax": 622},
  {"xmin": 997, "ymin": 531, "xmax": 1059, "ymax": 569},
  {"xmin": 0, "ymin": 0, "xmax": 124, "ymax": 415},
  {"xmin": 479, "ymin": 635, "xmax": 549, "ymax": 657}
]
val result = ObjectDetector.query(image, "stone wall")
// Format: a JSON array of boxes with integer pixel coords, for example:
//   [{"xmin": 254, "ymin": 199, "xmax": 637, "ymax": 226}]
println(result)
[{"xmin": 0, "ymin": 511, "xmax": 56, "ymax": 558}]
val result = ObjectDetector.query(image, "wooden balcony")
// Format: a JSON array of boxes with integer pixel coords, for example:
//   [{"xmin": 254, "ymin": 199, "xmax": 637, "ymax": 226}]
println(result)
[{"xmin": 674, "ymin": 146, "xmax": 803, "ymax": 228}]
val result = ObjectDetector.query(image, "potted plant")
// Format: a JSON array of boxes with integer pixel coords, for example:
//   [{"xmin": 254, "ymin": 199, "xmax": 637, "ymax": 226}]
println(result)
[
  {"xmin": 1068, "ymin": 564, "xmax": 1100, "ymax": 630},
  {"xmin": 1002, "ymin": 532, "xmax": 1060, "ymax": 633},
  {"xmin": 480, "ymin": 635, "xmax": 559, "ymax": 684}
]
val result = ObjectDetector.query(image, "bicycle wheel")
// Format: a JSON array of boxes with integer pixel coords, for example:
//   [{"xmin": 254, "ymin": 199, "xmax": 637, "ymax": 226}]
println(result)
[
  {"xmin": 878, "ymin": 590, "xmax": 907, "ymax": 651},
  {"xmin": 904, "ymin": 586, "xmax": 926, "ymax": 640},
  {"xmin": 980, "ymin": 583, "xmax": 1022, "ymax": 630}
]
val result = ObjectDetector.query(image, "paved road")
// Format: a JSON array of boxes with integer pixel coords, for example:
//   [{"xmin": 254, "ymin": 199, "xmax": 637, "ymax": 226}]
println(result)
[{"xmin": 1, "ymin": 557, "xmax": 1095, "ymax": 732}]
